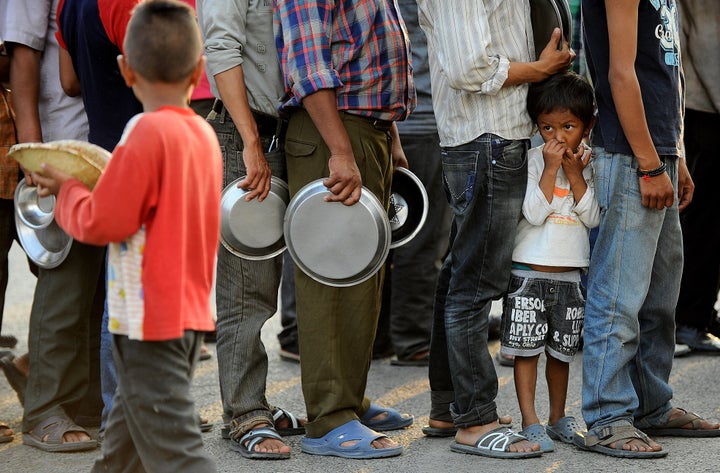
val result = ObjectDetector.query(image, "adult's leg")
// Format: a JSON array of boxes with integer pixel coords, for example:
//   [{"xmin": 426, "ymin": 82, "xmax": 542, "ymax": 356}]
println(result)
[
  {"xmin": 675, "ymin": 110, "xmax": 720, "ymax": 333},
  {"xmin": 285, "ymin": 110, "xmax": 392, "ymax": 437},
  {"xmin": 633, "ymin": 158, "xmax": 680, "ymax": 426},
  {"xmin": 581, "ymin": 149, "xmax": 673, "ymax": 431},
  {"xmin": 427, "ymin": 231, "xmax": 455, "ymax": 426},
  {"xmin": 441, "ymin": 136, "xmax": 527, "ymax": 428},
  {"xmin": 390, "ymin": 132, "xmax": 449, "ymax": 360},
  {"xmin": 23, "ymin": 241, "xmax": 105, "ymax": 433},
  {"xmin": 209, "ymin": 109, "xmax": 285, "ymax": 436},
  {"xmin": 277, "ymin": 251, "xmax": 299, "ymax": 357},
  {"xmin": 0, "ymin": 199, "xmax": 14, "ymax": 331}
]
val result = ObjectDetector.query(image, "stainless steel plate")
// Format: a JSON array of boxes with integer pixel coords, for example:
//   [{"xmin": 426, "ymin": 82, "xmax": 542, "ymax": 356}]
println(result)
[
  {"xmin": 220, "ymin": 176, "xmax": 289, "ymax": 260},
  {"xmin": 14, "ymin": 181, "xmax": 72, "ymax": 269},
  {"xmin": 284, "ymin": 179, "xmax": 391, "ymax": 287},
  {"xmin": 389, "ymin": 167, "xmax": 428, "ymax": 249}
]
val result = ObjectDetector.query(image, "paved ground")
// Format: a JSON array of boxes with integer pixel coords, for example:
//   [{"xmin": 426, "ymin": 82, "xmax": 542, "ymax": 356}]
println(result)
[{"xmin": 2, "ymin": 243, "xmax": 719, "ymax": 472}]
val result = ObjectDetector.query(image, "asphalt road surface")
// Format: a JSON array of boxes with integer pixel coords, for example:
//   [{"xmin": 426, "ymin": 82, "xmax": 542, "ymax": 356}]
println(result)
[{"xmin": 2, "ymin": 243, "xmax": 719, "ymax": 472}]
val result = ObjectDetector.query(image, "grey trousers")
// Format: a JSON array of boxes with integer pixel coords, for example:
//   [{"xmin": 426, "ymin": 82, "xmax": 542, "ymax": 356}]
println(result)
[
  {"xmin": 91, "ymin": 332, "xmax": 214, "ymax": 473},
  {"xmin": 208, "ymin": 108, "xmax": 287, "ymax": 434},
  {"xmin": 23, "ymin": 239, "xmax": 105, "ymax": 432}
]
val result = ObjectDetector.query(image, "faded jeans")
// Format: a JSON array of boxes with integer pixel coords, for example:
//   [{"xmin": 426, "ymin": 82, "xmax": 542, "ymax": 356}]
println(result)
[
  {"xmin": 208, "ymin": 107, "xmax": 286, "ymax": 435},
  {"xmin": 581, "ymin": 148, "xmax": 680, "ymax": 431},
  {"xmin": 428, "ymin": 134, "xmax": 528, "ymax": 427}
]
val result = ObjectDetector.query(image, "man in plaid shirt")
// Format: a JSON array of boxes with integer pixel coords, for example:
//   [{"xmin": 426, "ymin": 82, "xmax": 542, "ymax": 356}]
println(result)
[{"xmin": 275, "ymin": 0, "xmax": 415, "ymax": 459}]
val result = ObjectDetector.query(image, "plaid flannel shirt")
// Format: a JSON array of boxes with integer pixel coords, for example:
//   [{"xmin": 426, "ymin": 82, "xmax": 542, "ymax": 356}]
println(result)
[{"xmin": 274, "ymin": 0, "xmax": 416, "ymax": 122}]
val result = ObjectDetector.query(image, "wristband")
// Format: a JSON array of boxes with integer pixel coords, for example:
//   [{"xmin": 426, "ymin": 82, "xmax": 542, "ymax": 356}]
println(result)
[{"xmin": 637, "ymin": 161, "xmax": 667, "ymax": 181}]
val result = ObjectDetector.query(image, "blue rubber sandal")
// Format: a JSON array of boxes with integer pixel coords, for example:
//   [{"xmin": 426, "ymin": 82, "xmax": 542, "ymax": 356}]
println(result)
[
  {"xmin": 360, "ymin": 403, "xmax": 413, "ymax": 431},
  {"xmin": 546, "ymin": 416, "xmax": 581, "ymax": 444},
  {"xmin": 301, "ymin": 420, "xmax": 403, "ymax": 459},
  {"xmin": 520, "ymin": 423, "xmax": 554, "ymax": 452}
]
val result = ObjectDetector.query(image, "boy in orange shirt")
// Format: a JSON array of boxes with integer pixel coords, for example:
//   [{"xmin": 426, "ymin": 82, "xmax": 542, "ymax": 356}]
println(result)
[{"xmin": 33, "ymin": 1, "xmax": 221, "ymax": 471}]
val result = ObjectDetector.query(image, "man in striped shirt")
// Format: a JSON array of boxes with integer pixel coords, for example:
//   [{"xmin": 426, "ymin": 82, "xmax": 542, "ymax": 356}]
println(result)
[
  {"xmin": 275, "ymin": 0, "xmax": 415, "ymax": 459},
  {"xmin": 417, "ymin": 0, "xmax": 574, "ymax": 459}
]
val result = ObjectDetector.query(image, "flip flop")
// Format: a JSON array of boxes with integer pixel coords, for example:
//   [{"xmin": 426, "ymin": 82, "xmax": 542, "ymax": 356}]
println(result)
[
  {"xmin": 22, "ymin": 416, "xmax": 97, "ymax": 452},
  {"xmin": 229, "ymin": 426, "xmax": 290, "ymax": 460},
  {"xmin": 642, "ymin": 408, "xmax": 720, "ymax": 437},
  {"xmin": 360, "ymin": 403, "xmax": 413, "ymax": 431},
  {"xmin": 450, "ymin": 426, "xmax": 542, "ymax": 459},
  {"xmin": 546, "ymin": 416, "xmax": 581, "ymax": 444},
  {"xmin": 272, "ymin": 407, "xmax": 306, "ymax": 436},
  {"xmin": 301, "ymin": 419, "xmax": 402, "ymax": 459},
  {"xmin": 573, "ymin": 424, "xmax": 667, "ymax": 458}
]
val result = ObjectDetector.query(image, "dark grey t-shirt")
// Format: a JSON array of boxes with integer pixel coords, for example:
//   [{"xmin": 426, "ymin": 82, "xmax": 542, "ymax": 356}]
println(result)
[{"xmin": 583, "ymin": 0, "xmax": 684, "ymax": 157}]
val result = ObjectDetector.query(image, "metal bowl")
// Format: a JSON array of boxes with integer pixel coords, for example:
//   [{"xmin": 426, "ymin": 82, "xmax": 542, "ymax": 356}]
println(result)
[
  {"xmin": 15, "ymin": 180, "xmax": 57, "ymax": 229},
  {"xmin": 14, "ymin": 181, "xmax": 72, "ymax": 269},
  {"xmin": 220, "ymin": 176, "xmax": 289, "ymax": 260},
  {"xmin": 284, "ymin": 179, "xmax": 391, "ymax": 287},
  {"xmin": 389, "ymin": 167, "xmax": 428, "ymax": 249}
]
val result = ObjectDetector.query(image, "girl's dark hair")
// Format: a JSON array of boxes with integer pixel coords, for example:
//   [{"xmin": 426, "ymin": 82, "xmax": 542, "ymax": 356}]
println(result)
[{"xmin": 527, "ymin": 71, "xmax": 596, "ymax": 127}]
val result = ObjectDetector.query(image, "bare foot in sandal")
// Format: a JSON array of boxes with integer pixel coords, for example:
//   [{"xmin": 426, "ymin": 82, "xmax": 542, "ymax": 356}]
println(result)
[
  {"xmin": 608, "ymin": 435, "xmax": 662, "ymax": 453},
  {"xmin": 341, "ymin": 433, "xmax": 399, "ymax": 450},
  {"xmin": 667, "ymin": 407, "xmax": 720, "ymax": 431},
  {"xmin": 457, "ymin": 421, "xmax": 539, "ymax": 453},
  {"xmin": 246, "ymin": 423, "xmax": 290, "ymax": 455}
]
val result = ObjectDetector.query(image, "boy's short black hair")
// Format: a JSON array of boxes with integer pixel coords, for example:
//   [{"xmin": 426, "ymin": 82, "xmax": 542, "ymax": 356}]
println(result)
[
  {"xmin": 527, "ymin": 72, "xmax": 596, "ymax": 127},
  {"xmin": 124, "ymin": 0, "xmax": 201, "ymax": 83}
]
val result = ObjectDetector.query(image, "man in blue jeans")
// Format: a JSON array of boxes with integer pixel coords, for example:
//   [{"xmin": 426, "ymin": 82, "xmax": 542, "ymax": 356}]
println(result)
[
  {"xmin": 575, "ymin": 0, "xmax": 719, "ymax": 459},
  {"xmin": 417, "ymin": 0, "xmax": 574, "ymax": 459}
]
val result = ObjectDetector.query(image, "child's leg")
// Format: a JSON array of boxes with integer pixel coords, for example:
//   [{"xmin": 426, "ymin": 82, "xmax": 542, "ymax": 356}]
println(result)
[
  {"xmin": 94, "ymin": 332, "xmax": 215, "ymax": 473},
  {"xmin": 514, "ymin": 354, "xmax": 541, "ymax": 428},
  {"xmin": 544, "ymin": 273, "xmax": 583, "ymax": 426},
  {"xmin": 545, "ymin": 355, "xmax": 570, "ymax": 425},
  {"xmin": 91, "ymin": 387, "xmax": 143, "ymax": 473}
]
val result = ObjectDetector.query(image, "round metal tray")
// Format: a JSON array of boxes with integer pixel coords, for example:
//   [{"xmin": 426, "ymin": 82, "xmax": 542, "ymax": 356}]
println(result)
[
  {"xmin": 389, "ymin": 167, "xmax": 428, "ymax": 249},
  {"xmin": 14, "ymin": 181, "xmax": 72, "ymax": 269},
  {"xmin": 284, "ymin": 179, "xmax": 391, "ymax": 287},
  {"xmin": 220, "ymin": 176, "xmax": 289, "ymax": 260}
]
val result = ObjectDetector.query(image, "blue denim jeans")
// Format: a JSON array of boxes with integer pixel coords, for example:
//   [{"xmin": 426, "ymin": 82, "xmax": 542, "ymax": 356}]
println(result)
[
  {"xmin": 428, "ymin": 134, "xmax": 528, "ymax": 428},
  {"xmin": 208, "ymin": 107, "xmax": 287, "ymax": 435},
  {"xmin": 581, "ymin": 148, "xmax": 681, "ymax": 431},
  {"xmin": 99, "ymin": 284, "xmax": 115, "ymax": 436}
]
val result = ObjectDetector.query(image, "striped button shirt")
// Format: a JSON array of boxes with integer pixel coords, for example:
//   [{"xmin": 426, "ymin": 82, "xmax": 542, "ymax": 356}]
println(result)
[
  {"xmin": 274, "ymin": 0, "xmax": 416, "ymax": 122},
  {"xmin": 417, "ymin": 0, "xmax": 535, "ymax": 147}
]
